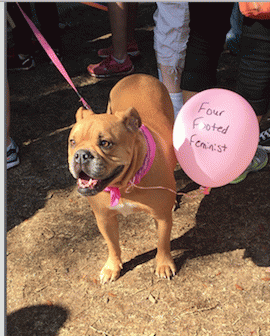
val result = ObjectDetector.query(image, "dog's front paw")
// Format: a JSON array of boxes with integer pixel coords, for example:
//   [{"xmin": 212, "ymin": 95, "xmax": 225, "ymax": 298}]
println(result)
[
  {"xmin": 155, "ymin": 254, "xmax": 176, "ymax": 279},
  {"xmin": 100, "ymin": 258, "xmax": 123, "ymax": 284}
]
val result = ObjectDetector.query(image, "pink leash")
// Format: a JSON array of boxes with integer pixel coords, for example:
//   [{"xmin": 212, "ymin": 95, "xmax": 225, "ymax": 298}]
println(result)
[{"xmin": 16, "ymin": 3, "xmax": 91, "ymax": 110}]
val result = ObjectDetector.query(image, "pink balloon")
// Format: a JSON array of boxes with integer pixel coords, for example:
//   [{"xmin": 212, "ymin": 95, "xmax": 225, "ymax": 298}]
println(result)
[{"xmin": 173, "ymin": 89, "xmax": 259, "ymax": 187}]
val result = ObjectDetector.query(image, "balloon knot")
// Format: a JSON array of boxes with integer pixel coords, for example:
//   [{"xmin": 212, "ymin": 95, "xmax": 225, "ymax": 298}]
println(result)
[{"xmin": 199, "ymin": 186, "xmax": 211, "ymax": 195}]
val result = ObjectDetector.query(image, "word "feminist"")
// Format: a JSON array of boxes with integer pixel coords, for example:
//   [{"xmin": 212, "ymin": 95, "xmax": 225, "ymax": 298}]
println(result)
[{"xmin": 189, "ymin": 134, "xmax": 228, "ymax": 153}]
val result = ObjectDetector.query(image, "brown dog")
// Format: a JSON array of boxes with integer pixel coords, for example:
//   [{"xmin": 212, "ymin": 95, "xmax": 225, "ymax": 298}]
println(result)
[{"xmin": 68, "ymin": 74, "xmax": 178, "ymax": 283}]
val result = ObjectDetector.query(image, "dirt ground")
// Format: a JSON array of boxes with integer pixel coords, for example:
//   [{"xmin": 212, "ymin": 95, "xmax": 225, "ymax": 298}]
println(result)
[{"xmin": 6, "ymin": 3, "xmax": 270, "ymax": 336}]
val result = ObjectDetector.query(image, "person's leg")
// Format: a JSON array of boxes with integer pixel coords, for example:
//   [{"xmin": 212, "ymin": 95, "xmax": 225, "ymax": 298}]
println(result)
[
  {"xmin": 126, "ymin": 2, "xmax": 138, "ymax": 44},
  {"xmin": 7, "ymin": 2, "xmax": 33, "ymax": 56},
  {"xmin": 181, "ymin": 2, "xmax": 234, "ymax": 104},
  {"xmin": 153, "ymin": 2, "xmax": 189, "ymax": 118},
  {"xmin": 236, "ymin": 18, "xmax": 270, "ymax": 124},
  {"xmin": 98, "ymin": 2, "xmax": 139, "ymax": 59},
  {"xmin": 6, "ymin": 81, "xmax": 19, "ymax": 169},
  {"xmin": 231, "ymin": 19, "xmax": 270, "ymax": 183},
  {"xmin": 87, "ymin": 2, "xmax": 134, "ymax": 77},
  {"xmin": 7, "ymin": 3, "xmax": 36, "ymax": 70},
  {"xmin": 35, "ymin": 2, "xmax": 62, "ymax": 52},
  {"xmin": 108, "ymin": 2, "xmax": 128, "ymax": 61}
]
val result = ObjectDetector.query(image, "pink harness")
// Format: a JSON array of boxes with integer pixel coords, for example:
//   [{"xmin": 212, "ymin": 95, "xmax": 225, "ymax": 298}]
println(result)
[{"xmin": 104, "ymin": 125, "xmax": 156, "ymax": 207}]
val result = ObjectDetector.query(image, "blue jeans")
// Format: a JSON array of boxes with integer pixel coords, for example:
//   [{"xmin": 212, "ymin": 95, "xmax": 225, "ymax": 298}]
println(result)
[{"xmin": 226, "ymin": 3, "xmax": 243, "ymax": 55}]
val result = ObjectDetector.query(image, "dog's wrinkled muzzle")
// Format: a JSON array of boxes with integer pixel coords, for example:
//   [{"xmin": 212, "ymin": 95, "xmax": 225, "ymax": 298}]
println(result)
[{"xmin": 71, "ymin": 149, "xmax": 124, "ymax": 197}]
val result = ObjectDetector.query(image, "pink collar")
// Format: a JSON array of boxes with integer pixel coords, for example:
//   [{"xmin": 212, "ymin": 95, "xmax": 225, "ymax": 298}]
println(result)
[{"xmin": 104, "ymin": 124, "xmax": 156, "ymax": 207}]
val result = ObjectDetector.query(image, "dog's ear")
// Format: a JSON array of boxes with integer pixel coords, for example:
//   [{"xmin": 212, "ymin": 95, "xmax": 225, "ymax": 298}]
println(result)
[
  {"xmin": 116, "ymin": 107, "xmax": 142, "ymax": 133},
  {"xmin": 75, "ymin": 107, "xmax": 95, "ymax": 121},
  {"xmin": 106, "ymin": 100, "xmax": 113, "ymax": 115}
]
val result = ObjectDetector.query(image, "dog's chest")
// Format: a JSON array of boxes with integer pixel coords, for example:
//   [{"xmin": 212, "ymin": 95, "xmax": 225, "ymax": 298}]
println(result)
[{"xmin": 110, "ymin": 200, "xmax": 138, "ymax": 216}]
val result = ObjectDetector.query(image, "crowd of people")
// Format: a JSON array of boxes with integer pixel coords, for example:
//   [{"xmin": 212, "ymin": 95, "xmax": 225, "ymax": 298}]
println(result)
[{"xmin": 7, "ymin": 2, "xmax": 270, "ymax": 185}]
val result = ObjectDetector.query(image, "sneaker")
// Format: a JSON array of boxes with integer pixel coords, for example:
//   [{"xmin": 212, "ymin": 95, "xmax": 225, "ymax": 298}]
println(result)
[
  {"xmin": 98, "ymin": 40, "xmax": 140, "ymax": 58},
  {"xmin": 7, "ymin": 138, "xmax": 19, "ymax": 169},
  {"xmin": 230, "ymin": 145, "xmax": 268, "ymax": 184},
  {"xmin": 87, "ymin": 54, "xmax": 134, "ymax": 78},
  {"xmin": 259, "ymin": 127, "xmax": 270, "ymax": 153},
  {"xmin": 7, "ymin": 54, "xmax": 35, "ymax": 71}
]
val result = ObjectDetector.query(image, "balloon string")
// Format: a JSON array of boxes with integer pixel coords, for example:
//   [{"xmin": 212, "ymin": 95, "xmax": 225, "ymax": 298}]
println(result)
[{"xmin": 125, "ymin": 181, "xmax": 211, "ymax": 198}]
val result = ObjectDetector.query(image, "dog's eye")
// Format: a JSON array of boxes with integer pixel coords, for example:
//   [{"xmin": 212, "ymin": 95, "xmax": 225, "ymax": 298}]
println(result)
[
  {"xmin": 100, "ymin": 139, "xmax": 112, "ymax": 149},
  {"xmin": 69, "ymin": 139, "xmax": 76, "ymax": 147}
]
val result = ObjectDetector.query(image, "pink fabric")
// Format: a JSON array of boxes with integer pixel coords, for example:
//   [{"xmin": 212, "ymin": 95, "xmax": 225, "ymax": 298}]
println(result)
[
  {"xmin": 105, "ymin": 125, "xmax": 156, "ymax": 207},
  {"xmin": 104, "ymin": 187, "xmax": 122, "ymax": 207}
]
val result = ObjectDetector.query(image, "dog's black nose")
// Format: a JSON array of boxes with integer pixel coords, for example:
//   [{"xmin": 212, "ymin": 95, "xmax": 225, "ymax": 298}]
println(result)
[{"xmin": 74, "ymin": 149, "xmax": 93, "ymax": 164}]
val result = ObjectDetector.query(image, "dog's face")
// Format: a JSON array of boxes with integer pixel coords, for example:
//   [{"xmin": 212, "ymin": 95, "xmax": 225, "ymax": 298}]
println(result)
[{"xmin": 68, "ymin": 107, "xmax": 141, "ymax": 196}]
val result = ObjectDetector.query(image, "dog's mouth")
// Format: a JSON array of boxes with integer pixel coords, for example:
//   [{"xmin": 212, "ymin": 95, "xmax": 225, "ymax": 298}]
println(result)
[
  {"xmin": 78, "ymin": 171, "xmax": 99, "ymax": 189},
  {"xmin": 77, "ymin": 165, "xmax": 124, "ymax": 196}
]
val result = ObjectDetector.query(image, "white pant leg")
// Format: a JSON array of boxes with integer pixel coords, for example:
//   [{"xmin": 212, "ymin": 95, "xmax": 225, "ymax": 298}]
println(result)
[
  {"xmin": 154, "ymin": 2, "xmax": 190, "ymax": 119},
  {"xmin": 154, "ymin": 2, "xmax": 190, "ymax": 70}
]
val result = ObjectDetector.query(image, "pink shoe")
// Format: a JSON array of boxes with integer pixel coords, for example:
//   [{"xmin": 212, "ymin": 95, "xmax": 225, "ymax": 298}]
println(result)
[
  {"xmin": 98, "ymin": 40, "xmax": 140, "ymax": 58},
  {"xmin": 87, "ymin": 55, "xmax": 134, "ymax": 78}
]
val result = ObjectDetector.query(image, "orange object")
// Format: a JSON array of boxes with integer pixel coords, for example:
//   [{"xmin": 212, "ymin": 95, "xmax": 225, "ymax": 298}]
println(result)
[
  {"xmin": 235, "ymin": 284, "xmax": 244, "ymax": 291},
  {"xmin": 239, "ymin": 2, "xmax": 270, "ymax": 20},
  {"xmin": 82, "ymin": 2, "xmax": 108, "ymax": 11}
]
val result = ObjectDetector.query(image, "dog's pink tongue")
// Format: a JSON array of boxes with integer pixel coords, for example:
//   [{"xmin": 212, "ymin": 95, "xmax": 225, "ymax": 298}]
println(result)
[{"xmin": 78, "ymin": 172, "xmax": 98, "ymax": 189}]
